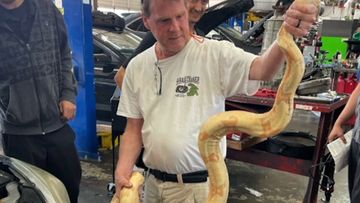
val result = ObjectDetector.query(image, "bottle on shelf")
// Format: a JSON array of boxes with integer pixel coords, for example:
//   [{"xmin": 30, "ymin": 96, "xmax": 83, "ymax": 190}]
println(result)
[
  {"xmin": 336, "ymin": 73, "xmax": 345, "ymax": 94},
  {"xmin": 344, "ymin": 73, "xmax": 358, "ymax": 94}
]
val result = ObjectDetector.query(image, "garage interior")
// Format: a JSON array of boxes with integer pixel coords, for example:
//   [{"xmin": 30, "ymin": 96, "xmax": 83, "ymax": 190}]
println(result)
[
  {"xmin": 76, "ymin": 0, "xmax": 358, "ymax": 203},
  {"xmin": 2, "ymin": 0, "xmax": 359, "ymax": 202}
]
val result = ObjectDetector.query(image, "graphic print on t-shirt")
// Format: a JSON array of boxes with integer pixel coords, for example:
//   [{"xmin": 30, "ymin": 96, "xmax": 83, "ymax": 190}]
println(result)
[{"xmin": 175, "ymin": 76, "xmax": 199, "ymax": 97}]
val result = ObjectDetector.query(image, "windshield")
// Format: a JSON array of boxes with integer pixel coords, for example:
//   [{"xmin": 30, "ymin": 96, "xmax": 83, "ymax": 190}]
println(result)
[{"xmin": 93, "ymin": 28, "xmax": 141, "ymax": 58}]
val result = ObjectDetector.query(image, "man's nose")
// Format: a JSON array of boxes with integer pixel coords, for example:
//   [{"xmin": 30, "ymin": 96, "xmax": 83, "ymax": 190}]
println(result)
[{"xmin": 169, "ymin": 20, "xmax": 180, "ymax": 32}]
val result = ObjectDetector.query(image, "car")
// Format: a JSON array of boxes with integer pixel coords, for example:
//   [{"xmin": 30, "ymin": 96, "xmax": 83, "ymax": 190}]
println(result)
[
  {"xmin": 212, "ymin": 24, "xmax": 262, "ymax": 54},
  {"xmin": 92, "ymin": 12, "xmax": 141, "ymax": 121},
  {"xmin": 0, "ymin": 155, "xmax": 69, "ymax": 202},
  {"xmin": 123, "ymin": 12, "xmax": 148, "ymax": 38}
]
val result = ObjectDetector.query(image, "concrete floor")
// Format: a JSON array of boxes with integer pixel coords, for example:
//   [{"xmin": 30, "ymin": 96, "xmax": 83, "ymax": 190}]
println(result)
[
  {"xmin": 79, "ymin": 109, "xmax": 351, "ymax": 203},
  {"xmin": 78, "ymin": 156, "xmax": 349, "ymax": 203}
]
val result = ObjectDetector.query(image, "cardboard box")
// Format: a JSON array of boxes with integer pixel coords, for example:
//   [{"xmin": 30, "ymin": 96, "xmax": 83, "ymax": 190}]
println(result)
[{"xmin": 227, "ymin": 136, "xmax": 267, "ymax": 151}]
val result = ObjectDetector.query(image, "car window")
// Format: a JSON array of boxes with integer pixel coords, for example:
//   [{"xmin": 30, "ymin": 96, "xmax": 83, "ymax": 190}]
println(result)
[
  {"xmin": 93, "ymin": 28, "xmax": 140, "ymax": 58},
  {"xmin": 138, "ymin": 23, "xmax": 148, "ymax": 32},
  {"xmin": 93, "ymin": 44, "xmax": 104, "ymax": 54},
  {"xmin": 128, "ymin": 18, "xmax": 149, "ymax": 32}
]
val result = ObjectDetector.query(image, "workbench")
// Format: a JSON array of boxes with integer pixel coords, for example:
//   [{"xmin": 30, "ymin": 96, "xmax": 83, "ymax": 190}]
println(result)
[{"xmin": 225, "ymin": 94, "xmax": 348, "ymax": 203}]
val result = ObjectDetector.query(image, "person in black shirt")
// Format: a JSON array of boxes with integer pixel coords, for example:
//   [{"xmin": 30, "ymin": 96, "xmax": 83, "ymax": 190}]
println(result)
[
  {"xmin": 114, "ymin": 0, "xmax": 254, "ymax": 88},
  {"xmin": 0, "ymin": 0, "xmax": 81, "ymax": 202}
]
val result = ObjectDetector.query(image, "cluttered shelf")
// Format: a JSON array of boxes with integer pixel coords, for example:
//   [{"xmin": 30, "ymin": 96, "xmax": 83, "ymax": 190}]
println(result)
[
  {"xmin": 226, "ymin": 93, "xmax": 348, "ymax": 113},
  {"xmin": 224, "ymin": 94, "xmax": 348, "ymax": 203},
  {"xmin": 226, "ymin": 142, "xmax": 313, "ymax": 176}
]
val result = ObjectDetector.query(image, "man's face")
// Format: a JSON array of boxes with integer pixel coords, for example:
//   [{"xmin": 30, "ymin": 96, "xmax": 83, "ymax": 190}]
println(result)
[
  {"xmin": 0, "ymin": 0, "xmax": 16, "ymax": 4},
  {"xmin": 143, "ymin": 0, "xmax": 190, "ymax": 57},
  {"xmin": 187, "ymin": 0, "xmax": 208, "ymax": 24}
]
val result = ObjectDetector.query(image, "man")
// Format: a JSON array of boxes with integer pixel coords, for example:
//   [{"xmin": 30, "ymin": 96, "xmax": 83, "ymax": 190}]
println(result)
[
  {"xmin": 114, "ymin": 0, "xmax": 252, "ymax": 171},
  {"xmin": 0, "ymin": 0, "xmax": 81, "ymax": 202},
  {"xmin": 114, "ymin": 0, "xmax": 254, "ymax": 88},
  {"xmin": 115, "ymin": 0, "xmax": 318, "ymax": 202},
  {"xmin": 328, "ymin": 83, "xmax": 360, "ymax": 202}
]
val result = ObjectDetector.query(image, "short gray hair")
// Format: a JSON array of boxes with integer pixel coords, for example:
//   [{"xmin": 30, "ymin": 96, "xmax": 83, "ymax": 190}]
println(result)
[
  {"xmin": 142, "ymin": 0, "xmax": 151, "ymax": 17},
  {"xmin": 142, "ymin": 0, "xmax": 187, "ymax": 17}
]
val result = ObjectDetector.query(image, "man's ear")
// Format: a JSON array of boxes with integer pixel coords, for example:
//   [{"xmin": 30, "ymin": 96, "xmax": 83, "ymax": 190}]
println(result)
[{"xmin": 143, "ymin": 15, "xmax": 151, "ymax": 30}]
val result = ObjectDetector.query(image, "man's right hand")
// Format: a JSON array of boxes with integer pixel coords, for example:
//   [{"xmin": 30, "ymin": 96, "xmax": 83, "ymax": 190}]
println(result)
[
  {"xmin": 328, "ymin": 124, "xmax": 346, "ymax": 144},
  {"xmin": 114, "ymin": 170, "xmax": 133, "ymax": 199}
]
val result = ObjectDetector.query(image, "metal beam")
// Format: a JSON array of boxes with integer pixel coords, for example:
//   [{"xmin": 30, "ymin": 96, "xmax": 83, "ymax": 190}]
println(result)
[{"xmin": 58, "ymin": 0, "xmax": 99, "ymax": 160}]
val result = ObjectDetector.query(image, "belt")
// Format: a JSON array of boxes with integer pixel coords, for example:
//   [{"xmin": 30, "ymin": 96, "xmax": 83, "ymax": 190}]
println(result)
[{"xmin": 149, "ymin": 169, "xmax": 208, "ymax": 183}]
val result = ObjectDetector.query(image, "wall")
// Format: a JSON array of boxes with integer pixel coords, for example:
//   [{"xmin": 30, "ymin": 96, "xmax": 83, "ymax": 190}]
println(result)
[{"xmin": 97, "ymin": 0, "xmax": 141, "ymax": 12}]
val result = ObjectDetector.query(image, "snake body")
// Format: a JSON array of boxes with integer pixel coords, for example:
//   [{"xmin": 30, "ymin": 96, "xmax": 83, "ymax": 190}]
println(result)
[
  {"xmin": 197, "ymin": 6, "xmax": 310, "ymax": 202},
  {"xmin": 111, "ymin": 172, "xmax": 144, "ymax": 203}
]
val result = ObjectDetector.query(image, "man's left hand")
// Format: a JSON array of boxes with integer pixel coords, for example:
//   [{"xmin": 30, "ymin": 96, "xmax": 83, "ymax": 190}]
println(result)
[
  {"xmin": 283, "ymin": 1, "xmax": 319, "ymax": 37},
  {"xmin": 59, "ymin": 100, "xmax": 76, "ymax": 121}
]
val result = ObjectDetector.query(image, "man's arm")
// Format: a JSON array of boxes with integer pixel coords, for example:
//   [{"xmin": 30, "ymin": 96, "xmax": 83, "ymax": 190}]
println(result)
[
  {"xmin": 53, "ymin": 5, "xmax": 77, "ymax": 103},
  {"xmin": 249, "ymin": 2, "xmax": 318, "ymax": 81},
  {"xmin": 329, "ymin": 84, "xmax": 360, "ymax": 143},
  {"xmin": 114, "ymin": 32, "xmax": 157, "ymax": 89},
  {"xmin": 114, "ymin": 118, "xmax": 143, "ymax": 196},
  {"xmin": 53, "ymin": 5, "xmax": 77, "ymax": 120}
]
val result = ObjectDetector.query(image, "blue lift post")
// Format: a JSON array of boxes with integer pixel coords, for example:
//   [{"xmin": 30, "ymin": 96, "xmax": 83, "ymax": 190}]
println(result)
[{"xmin": 56, "ymin": 0, "xmax": 99, "ymax": 160}]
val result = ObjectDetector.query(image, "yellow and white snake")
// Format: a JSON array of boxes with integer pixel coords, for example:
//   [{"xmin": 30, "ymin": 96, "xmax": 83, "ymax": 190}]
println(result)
[
  {"xmin": 111, "ymin": 172, "xmax": 144, "ymax": 203},
  {"xmin": 198, "ymin": 0, "xmax": 318, "ymax": 202},
  {"xmin": 112, "ymin": 0, "xmax": 318, "ymax": 202}
]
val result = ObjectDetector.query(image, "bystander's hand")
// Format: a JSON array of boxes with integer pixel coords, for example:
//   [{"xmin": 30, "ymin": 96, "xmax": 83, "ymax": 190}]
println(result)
[
  {"xmin": 283, "ymin": 1, "xmax": 319, "ymax": 37},
  {"xmin": 328, "ymin": 124, "xmax": 347, "ymax": 144},
  {"xmin": 59, "ymin": 100, "xmax": 76, "ymax": 121}
]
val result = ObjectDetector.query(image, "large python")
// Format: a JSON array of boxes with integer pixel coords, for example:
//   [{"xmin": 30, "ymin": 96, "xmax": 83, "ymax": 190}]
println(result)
[
  {"xmin": 112, "ymin": 0, "xmax": 317, "ymax": 202},
  {"xmin": 198, "ymin": 0, "xmax": 318, "ymax": 202}
]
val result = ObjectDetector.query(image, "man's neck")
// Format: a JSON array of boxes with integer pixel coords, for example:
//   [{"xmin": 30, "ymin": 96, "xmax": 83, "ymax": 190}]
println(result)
[
  {"xmin": 155, "ymin": 43, "xmax": 175, "ymax": 60},
  {"xmin": 0, "ymin": 0, "xmax": 24, "ymax": 10}
]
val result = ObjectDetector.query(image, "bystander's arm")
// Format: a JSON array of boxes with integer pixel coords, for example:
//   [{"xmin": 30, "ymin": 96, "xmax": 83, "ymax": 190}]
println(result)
[
  {"xmin": 329, "ymin": 84, "xmax": 360, "ymax": 143},
  {"xmin": 51, "ymin": 5, "xmax": 77, "ymax": 120},
  {"xmin": 53, "ymin": 6, "xmax": 77, "ymax": 103},
  {"xmin": 114, "ymin": 66, "xmax": 126, "ymax": 88}
]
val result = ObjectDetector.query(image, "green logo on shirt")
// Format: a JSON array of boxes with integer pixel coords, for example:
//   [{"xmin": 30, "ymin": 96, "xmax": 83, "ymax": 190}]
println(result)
[
  {"xmin": 175, "ymin": 76, "xmax": 199, "ymax": 97},
  {"xmin": 187, "ymin": 83, "xmax": 199, "ymax": 96}
]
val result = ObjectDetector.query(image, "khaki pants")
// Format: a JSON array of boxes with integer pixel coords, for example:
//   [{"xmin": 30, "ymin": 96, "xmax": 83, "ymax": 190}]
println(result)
[
  {"xmin": 349, "ymin": 139, "xmax": 360, "ymax": 202},
  {"xmin": 144, "ymin": 173, "xmax": 209, "ymax": 203}
]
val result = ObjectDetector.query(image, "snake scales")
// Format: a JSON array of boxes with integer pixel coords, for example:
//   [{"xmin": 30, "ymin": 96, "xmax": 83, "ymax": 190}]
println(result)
[
  {"xmin": 111, "ymin": 172, "xmax": 144, "ymax": 203},
  {"xmin": 112, "ymin": 0, "xmax": 317, "ymax": 202}
]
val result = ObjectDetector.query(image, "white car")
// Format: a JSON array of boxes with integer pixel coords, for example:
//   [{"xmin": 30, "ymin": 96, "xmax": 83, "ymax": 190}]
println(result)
[{"xmin": 0, "ymin": 155, "xmax": 69, "ymax": 202}]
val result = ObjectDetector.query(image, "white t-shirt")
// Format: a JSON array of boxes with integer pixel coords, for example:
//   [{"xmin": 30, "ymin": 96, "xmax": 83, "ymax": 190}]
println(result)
[{"xmin": 118, "ymin": 37, "xmax": 259, "ymax": 174}]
